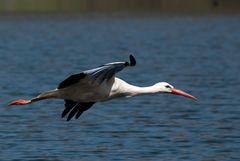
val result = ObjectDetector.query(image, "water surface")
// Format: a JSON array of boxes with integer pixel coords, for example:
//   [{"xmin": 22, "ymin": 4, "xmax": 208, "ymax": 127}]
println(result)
[{"xmin": 0, "ymin": 15, "xmax": 240, "ymax": 161}]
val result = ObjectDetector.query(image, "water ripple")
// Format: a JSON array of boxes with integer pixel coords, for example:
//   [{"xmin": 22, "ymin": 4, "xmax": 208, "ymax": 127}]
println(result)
[{"xmin": 0, "ymin": 15, "xmax": 240, "ymax": 161}]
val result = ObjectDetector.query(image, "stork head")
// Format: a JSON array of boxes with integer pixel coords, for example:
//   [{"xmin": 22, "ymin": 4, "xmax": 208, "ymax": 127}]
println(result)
[{"xmin": 154, "ymin": 82, "xmax": 197, "ymax": 100}]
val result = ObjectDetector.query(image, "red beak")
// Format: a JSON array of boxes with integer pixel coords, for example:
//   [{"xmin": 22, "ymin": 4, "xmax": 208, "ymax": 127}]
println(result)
[{"xmin": 171, "ymin": 88, "xmax": 197, "ymax": 100}]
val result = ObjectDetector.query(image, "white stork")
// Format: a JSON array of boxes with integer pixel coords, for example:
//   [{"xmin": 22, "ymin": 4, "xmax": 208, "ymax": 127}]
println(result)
[{"xmin": 9, "ymin": 55, "xmax": 196, "ymax": 121}]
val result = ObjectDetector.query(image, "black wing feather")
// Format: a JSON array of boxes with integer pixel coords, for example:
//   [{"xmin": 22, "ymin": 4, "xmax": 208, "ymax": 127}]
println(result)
[
  {"xmin": 66, "ymin": 102, "xmax": 95, "ymax": 121},
  {"xmin": 58, "ymin": 73, "xmax": 86, "ymax": 89},
  {"xmin": 58, "ymin": 55, "xmax": 136, "ymax": 89},
  {"xmin": 75, "ymin": 102, "xmax": 95, "ymax": 119},
  {"xmin": 61, "ymin": 100, "xmax": 78, "ymax": 118},
  {"xmin": 129, "ymin": 55, "xmax": 136, "ymax": 66},
  {"xmin": 67, "ymin": 106, "xmax": 79, "ymax": 121},
  {"xmin": 62, "ymin": 100, "xmax": 95, "ymax": 121},
  {"xmin": 84, "ymin": 55, "xmax": 136, "ymax": 84}
]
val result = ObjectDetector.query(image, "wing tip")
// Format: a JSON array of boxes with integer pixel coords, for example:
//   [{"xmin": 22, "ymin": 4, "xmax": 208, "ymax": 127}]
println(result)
[{"xmin": 129, "ymin": 54, "xmax": 136, "ymax": 66}]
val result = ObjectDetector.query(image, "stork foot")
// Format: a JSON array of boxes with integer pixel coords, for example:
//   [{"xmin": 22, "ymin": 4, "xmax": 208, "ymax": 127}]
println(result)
[{"xmin": 8, "ymin": 99, "xmax": 31, "ymax": 106}]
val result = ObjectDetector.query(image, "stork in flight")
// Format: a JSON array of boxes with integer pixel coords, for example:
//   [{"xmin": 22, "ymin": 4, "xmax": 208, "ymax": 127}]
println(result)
[{"xmin": 9, "ymin": 55, "xmax": 196, "ymax": 121}]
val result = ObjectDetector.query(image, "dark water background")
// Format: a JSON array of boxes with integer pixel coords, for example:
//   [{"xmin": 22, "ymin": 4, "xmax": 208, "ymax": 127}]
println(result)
[{"xmin": 0, "ymin": 15, "xmax": 239, "ymax": 161}]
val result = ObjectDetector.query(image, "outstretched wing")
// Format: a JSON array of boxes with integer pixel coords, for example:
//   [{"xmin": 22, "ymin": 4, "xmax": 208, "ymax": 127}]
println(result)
[
  {"xmin": 62, "ymin": 100, "xmax": 95, "ymax": 121},
  {"xmin": 58, "ymin": 55, "xmax": 136, "ymax": 89}
]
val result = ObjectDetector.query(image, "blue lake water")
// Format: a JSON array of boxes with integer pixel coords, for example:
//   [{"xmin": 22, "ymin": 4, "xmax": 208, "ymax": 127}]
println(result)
[{"xmin": 0, "ymin": 15, "xmax": 240, "ymax": 161}]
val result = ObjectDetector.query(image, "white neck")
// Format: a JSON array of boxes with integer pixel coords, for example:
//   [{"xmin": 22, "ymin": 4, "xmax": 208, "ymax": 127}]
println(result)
[
  {"xmin": 126, "ymin": 85, "xmax": 160, "ymax": 96},
  {"xmin": 111, "ymin": 78, "xmax": 161, "ymax": 98}
]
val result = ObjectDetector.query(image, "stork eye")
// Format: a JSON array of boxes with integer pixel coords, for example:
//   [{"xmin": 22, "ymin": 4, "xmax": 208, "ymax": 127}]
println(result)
[{"xmin": 165, "ymin": 85, "xmax": 171, "ymax": 88}]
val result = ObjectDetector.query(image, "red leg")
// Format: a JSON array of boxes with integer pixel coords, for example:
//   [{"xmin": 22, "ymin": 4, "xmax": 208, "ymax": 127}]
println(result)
[{"xmin": 8, "ymin": 99, "xmax": 31, "ymax": 106}]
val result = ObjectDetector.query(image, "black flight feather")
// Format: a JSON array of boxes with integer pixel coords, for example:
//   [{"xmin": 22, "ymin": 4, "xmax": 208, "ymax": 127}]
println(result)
[
  {"xmin": 67, "ymin": 106, "xmax": 79, "ymax": 121},
  {"xmin": 62, "ymin": 100, "xmax": 78, "ymax": 118},
  {"xmin": 62, "ymin": 101, "xmax": 95, "ymax": 121},
  {"xmin": 58, "ymin": 73, "xmax": 86, "ymax": 89},
  {"xmin": 58, "ymin": 55, "xmax": 136, "ymax": 88},
  {"xmin": 129, "ymin": 55, "xmax": 136, "ymax": 66},
  {"xmin": 75, "ymin": 102, "xmax": 95, "ymax": 119}
]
